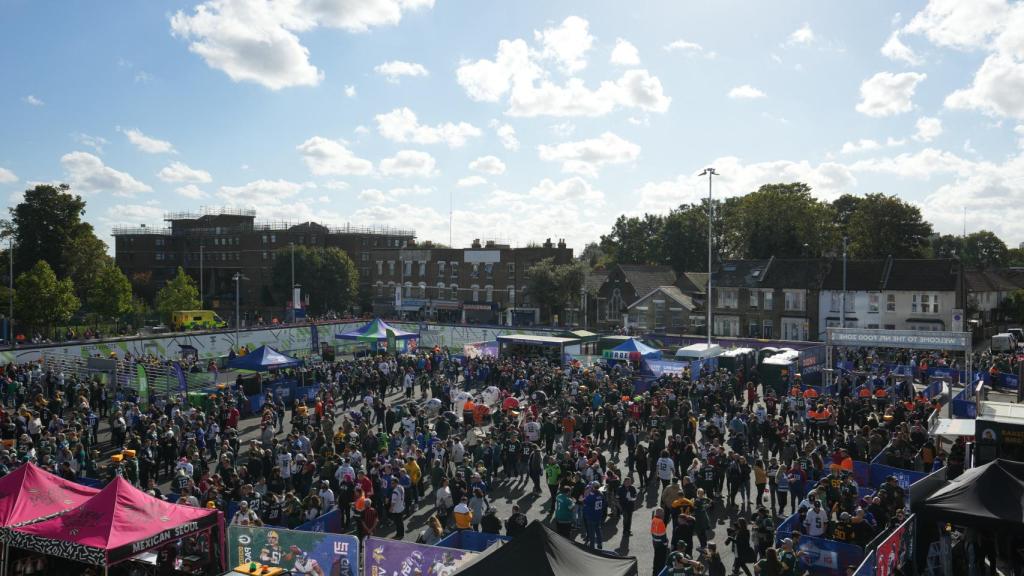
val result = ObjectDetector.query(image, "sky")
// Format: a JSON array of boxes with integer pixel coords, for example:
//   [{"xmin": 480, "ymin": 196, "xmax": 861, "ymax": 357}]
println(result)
[{"xmin": 2, "ymin": 0, "xmax": 1024, "ymax": 253}]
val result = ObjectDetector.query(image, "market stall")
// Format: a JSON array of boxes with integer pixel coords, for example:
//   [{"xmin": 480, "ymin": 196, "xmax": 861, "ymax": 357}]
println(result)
[
  {"xmin": 5, "ymin": 477, "xmax": 225, "ymax": 576},
  {"xmin": 334, "ymin": 318, "xmax": 419, "ymax": 353}
]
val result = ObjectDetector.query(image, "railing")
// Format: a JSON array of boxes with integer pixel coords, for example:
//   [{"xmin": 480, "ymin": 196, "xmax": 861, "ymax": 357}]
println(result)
[
  {"xmin": 164, "ymin": 207, "xmax": 257, "ymax": 220},
  {"xmin": 111, "ymin": 226, "xmax": 172, "ymax": 236}
]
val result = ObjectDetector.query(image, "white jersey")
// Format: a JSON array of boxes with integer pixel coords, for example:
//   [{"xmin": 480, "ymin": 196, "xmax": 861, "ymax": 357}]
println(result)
[
  {"xmin": 293, "ymin": 557, "xmax": 321, "ymax": 575},
  {"xmin": 656, "ymin": 457, "xmax": 674, "ymax": 481},
  {"xmin": 803, "ymin": 508, "xmax": 829, "ymax": 536}
]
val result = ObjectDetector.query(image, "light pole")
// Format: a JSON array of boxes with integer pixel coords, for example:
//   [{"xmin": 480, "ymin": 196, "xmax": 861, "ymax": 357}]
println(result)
[
  {"xmin": 290, "ymin": 241, "xmax": 295, "ymax": 292},
  {"xmin": 199, "ymin": 242, "xmax": 204, "ymax": 309},
  {"xmin": 699, "ymin": 167, "xmax": 718, "ymax": 347},
  {"xmin": 8, "ymin": 239, "xmax": 13, "ymax": 346},
  {"xmin": 841, "ymin": 236, "xmax": 848, "ymax": 328},
  {"xmin": 233, "ymin": 273, "xmax": 248, "ymax": 349}
]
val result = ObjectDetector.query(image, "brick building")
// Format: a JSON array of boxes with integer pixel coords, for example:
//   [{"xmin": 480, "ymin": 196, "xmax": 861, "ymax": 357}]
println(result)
[
  {"xmin": 369, "ymin": 238, "xmax": 573, "ymax": 325},
  {"xmin": 113, "ymin": 208, "xmax": 414, "ymax": 323}
]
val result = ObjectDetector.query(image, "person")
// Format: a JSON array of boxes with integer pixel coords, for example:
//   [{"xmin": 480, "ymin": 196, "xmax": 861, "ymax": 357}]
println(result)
[
  {"xmin": 419, "ymin": 515, "xmax": 445, "ymax": 545},
  {"xmin": 725, "ymin": 518, "xmax": 755, "ymax": 576},
  {"xmin": 802, "ymin": 499, "xmax": 828, "ymax": 538},
  {"xmin": 554, "ymin": 485, "xmax": 575, "ymax": 538},
  {"xmin": 778, "ymin": 538, "xmax": 801, "ymax": 576},
  {"xmin": 753, "ymin": 548, "xmax": 783, "ymax": 576},
  {"xmin": 389, "ymin": 477, "xmax": 406, "ymax": 539},
  {"xmin": 480, "ymin": 507, "xmax": 502, "ymax": 534},
  {"xmin": 657, "ymin": 450, "xmax": 675, "ymax": 489},
  {"xmin": 618, "ymin": 475, "xmax": 638, "ymax": 535},
  {"xmin": 702, "ymin": 543, "xmax": 727, "ymax": 576},
  {"xmin": 505, "ymin": 504, "xmax": 528, "ymax": 537},
  {"xmin": 652, "ymin": 507, "xmax": 669, "ymax": 576},
  {"xmin": 453, "ymin": 497, "xmax": 473, "ymax": 531},
  {"xmin": 582, "ymin": 482, "xmax": 606, "ymax": 549}
]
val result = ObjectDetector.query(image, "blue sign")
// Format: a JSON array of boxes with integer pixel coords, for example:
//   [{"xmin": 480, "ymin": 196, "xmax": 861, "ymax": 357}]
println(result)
[{"xmin": 794, "ymin": 535, "xmax": 864, "ymax": 576}]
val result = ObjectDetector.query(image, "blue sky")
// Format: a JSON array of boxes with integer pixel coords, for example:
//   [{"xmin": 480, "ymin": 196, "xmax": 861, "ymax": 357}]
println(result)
[{"xmin": 2, "ymin": 0, "xmax": 1024, "ymax": 252}]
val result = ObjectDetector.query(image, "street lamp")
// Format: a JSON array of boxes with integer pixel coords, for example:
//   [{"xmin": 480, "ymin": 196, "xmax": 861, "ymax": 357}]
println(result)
[
  {"xmin": 698, "ymin": 167, "xmax": 718, "ymax": 348},
  {"xmin": 841, "ymin": 236, "xmax": 848, "ymax": 329},
  {"xmin": 233, "ymin": 272, "xmax": 249, "ymax": 349},
  {"xmin": 8, "ymin": 238, "xmax": 13, "ymax": 346}
]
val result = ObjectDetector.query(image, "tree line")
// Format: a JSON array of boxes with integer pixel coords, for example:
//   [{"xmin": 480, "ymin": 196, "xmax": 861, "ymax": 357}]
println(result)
[{"xmin": 590, "ymin": 183, "xmax": 1022, "ymax": 271}]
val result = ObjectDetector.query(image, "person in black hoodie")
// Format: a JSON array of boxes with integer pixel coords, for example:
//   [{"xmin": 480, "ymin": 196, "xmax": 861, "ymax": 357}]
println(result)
[{"xmin": 725, "ymin": 518, "xmax": 755, "ymax": 576}]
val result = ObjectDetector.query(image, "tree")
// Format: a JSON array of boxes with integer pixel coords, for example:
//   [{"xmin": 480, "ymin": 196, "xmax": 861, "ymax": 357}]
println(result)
[
  {"xmin": 64, "ymin": 226, "xmax": 113, "ymax": 309},
  {"xmin": 88, "ymin": 263, "xmax": 133, "ymax": 321},
  {"xmin": 831, "ymin": 194, "xmax": 862, "ymax": 237},
  {"xmin": 14, "ymin": 260, "xmax": 80, "ymax": 330},
  {"xmin": 271, "ymin": 246, "xmax": 358, "ymax": 315},
  {"xmin": 723, "ymin": 183, "xmax": 837, "ymax": 259},
  {"xmin": 963, "ymin": 230, "xmax": 1009, "ymax": 269},
  {"xmin": 155, "ymin": 267, "xmax": 200, "ymax": 322},
  {"xmin": 10, "ymin": 184, "xmax": 88, "ymax": 278},
  {"xmin": 599, "ymin": 214, "xmax": 664, "ymax": 265},
  {"xmin": 524, "ymin": 258, "xmax": 586, "ymax": 323},
  {"xmin": 660, "ymin": 203, "xmax": 712, "ymax": 272},
  {"xmin": 1008, "ymin": 247, "xmax": 1024, "ymax": 268},
  {"xmin": 577, "ymin": 242, "xmax": 609, "ymax": 268},
  {"xmin": 846, "ymin": 193, "xmax": 933, "ymax": 258}
]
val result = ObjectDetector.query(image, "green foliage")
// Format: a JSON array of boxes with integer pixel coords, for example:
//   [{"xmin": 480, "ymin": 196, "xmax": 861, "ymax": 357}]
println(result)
[
  {"xmin": 271, "ymin": 245, "xmax": 359, "ymax": 315},
  {"xmin": 846, "ymin": 193, "xmax": 933, "ymax": 258},
  {"xmin": 15, "ymin": 260, "xmax": 80, "ymax": 328},
  {"xmin": 723, "ymin": 183, "xmax": 836, "ymax": 259},
  {"xmin": 10, "ymin": 184, "xmax": 90, "ymax": 278},
  {"xmin": 931, "ymin": 231, "xmax": 1008, "ymax": 268},
  {"xmin": 88, "ymin": 263, "xmax": 133, "ymax": 321},
  {"xmin": 155, "ymin": 267, "xmax": 201, "ymax": 322},
  {"xmin": 525, "ymin": 257, "xmax": 587, "ymax": 322},
  {"xmin": 1002, "ymin": 290, "xmax": 1024, "ymax": 324},
  {"xmin": 599, "ymin": 214, "xmax": 664, "ymax": 265}
]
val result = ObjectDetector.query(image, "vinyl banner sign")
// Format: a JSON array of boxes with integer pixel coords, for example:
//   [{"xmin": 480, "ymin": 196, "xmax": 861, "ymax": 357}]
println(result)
[
  {"xmin": 875, "ymin": 515, "xmax": 915, "ymax": 576},
  {"xmin": 363, "ymin": 536, "xmax": 476, "ymax": 576},
  {"xmin": 228, "ymin": 525, "xmax": 359, "ymax": 576},
  {"xmin": 828, "ymin": 328, "xmax": 970, "ymax": 351}
]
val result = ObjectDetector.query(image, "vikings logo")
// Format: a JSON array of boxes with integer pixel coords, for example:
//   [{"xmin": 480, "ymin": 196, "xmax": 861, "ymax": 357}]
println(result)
[{"xmin": 372, "ymin": 546, "xmax": 386, "ymax": 564}]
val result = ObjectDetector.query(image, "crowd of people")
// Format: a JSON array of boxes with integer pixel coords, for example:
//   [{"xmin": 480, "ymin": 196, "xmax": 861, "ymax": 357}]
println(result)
[{"xmin": 0, "ymin": 340, "xmax": 963, "ymax": 576}]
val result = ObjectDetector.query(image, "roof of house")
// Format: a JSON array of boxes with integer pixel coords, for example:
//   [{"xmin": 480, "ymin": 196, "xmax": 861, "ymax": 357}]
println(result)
[
  {"xmin": 885, "ymin": 258, "xmax": 959, "ymax": 291},
  {"xmin": 678, "ymin": 272, "xmax": 708, "ymax": 294},
  {"xmin": 617, "ymin": 264, "xmax": 677, "ymax": 298},
  {"xmin": 820, "ymin": 259, "xmax": 888, "ymax": 291},
  {"xmin": 712, "ymin": 259, "xmax": 772, "ymax": 288},
  {"xmin": 628, "ymin": 285, "xmax": 696, "ymax": 310},
  {"xmin": 965, "ymin": 269, "xmax": 1019, "ymax": 293},
  {"xmin": 760, "ymin": 258, "xmax": 830, "ymax": 289},
  {"xmin": 584, "ymin": 268, "xmax": 608, "ymax": 294}
]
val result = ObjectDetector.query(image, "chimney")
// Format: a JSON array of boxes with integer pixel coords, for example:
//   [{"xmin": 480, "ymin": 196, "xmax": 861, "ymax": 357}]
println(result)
[
  {"xmin": 485, "ymin": 240, "xmax": 495, "ymax": 248},
  {"xmin": 543, "ymin": 238, "xmax": 553, "ymax": 248},
  {"xmin": 557, "ymin": 238, "xmax": 566, "ymax": 249},
  {"xmin": 471, "ymin": 238, "xmax": 482, "ymax": 248}
]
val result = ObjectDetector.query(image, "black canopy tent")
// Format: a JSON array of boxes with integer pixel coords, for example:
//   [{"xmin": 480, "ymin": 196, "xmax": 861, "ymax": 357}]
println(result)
[
  {"xmin": 452, "ymin": 520, "xmax": 637, "ymax": 576},
  {"xmin": 918, "ymin": 459, "xmax": 1024, "ymax": 528}
]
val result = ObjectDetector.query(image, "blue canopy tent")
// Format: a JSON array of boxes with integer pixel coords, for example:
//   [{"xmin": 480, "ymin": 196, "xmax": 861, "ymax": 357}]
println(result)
[
  {"xmin": 227, "ymin": 345, "xmax": 304, "ymax": 371},
  {"xmin": 603, "ymin": 338, "xmax": 662, "ymax": 361},
  {"xmin": 335, "ymin": 318, "xmax": 419, "ymax": 352}
]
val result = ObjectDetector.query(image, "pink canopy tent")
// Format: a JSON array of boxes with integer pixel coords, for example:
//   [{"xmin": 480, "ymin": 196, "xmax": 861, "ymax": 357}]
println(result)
[
  {"xmin": 6, "ymin": 476, "xmax": 225, "ymax": 571},
  {"xmin": 0, "ymin": 462, "xmax": 100, "ymax": 528}
]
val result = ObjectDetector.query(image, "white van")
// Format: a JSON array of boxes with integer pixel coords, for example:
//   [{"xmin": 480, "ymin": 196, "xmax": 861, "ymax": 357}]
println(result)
[{"xmin": 991, "ymin": 333, "xmax": 1016, "ymax": 353}]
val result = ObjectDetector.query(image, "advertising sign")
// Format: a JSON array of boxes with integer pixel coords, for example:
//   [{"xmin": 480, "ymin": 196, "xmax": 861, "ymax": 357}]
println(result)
[
  {"xmin": 136, "ymin": 364, "xmax": 148, "ymax": 409},
  {"xmin": 875, "ymin": 515, "xmax": 915, "ymax": 576},
  {"xmin": 828, "ymin": 328, "xmax": 970, "ymax": 351},
  {"xmin": 794, "ymin": 535, "xmax": 864, "ymax": 576},
  {"xmin": 363, "ymin": 536, "xmax": 476, "ymax": 576},
  {"xmin": 228, "ymin": 525, "xmax": 359, "ymax": 576}
]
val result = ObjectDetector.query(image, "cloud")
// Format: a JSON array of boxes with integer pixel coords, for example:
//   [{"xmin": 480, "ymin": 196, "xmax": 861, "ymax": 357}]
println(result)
[
  {"xmin": 60, "ymin": 151, "xmax": 152, "ymax": 197},
  {"xmin": 610, "ymin": 38, "xmax": 640, "ymax": 66},
  {"xmin": 855, "ymin": 71, "xmax": 926, "ymax": 117},
  {"xmin": 914, "ymin": 116, "xmax": 944, "ymax": 142},
  {"xmin": 378, "ymin": 149, "xmax": 437, "ymax": 177},
  {"xmin": 881, "ymin": 31, "xmax": 923, "ymax": 65},
  {"xmin": 847, "ymin": 148, "xmax": 975, "ymax": 180},
  {"xmin": 217, "ymin": 178, "xmax": 307, "ymax": 206},
  {"xmin": 787, "ymin": 23, "xmax": 815, "ymax": 45},
  {"xmin": 119, "ymin": 127, "xmax": 176, "ymax": 154},
  {"xmin": 0, "ymin": 167, "xmax": 17, "ymax": 184},
  {"xmin": 468, "ymin": 155, "xmax": 506, "ymax": 175},
  {"xmin": 375, "ymin": 107, "xmax": 481, "ymax": 147},
  {"xmin": 456, "ymin": 18, "xmax": 670, "ymax": 117},
  {"xmin": 457, "ymin": 176, "xmax": 487, "ymax": 188},
  {"xmin": 493, "ymin": 122, "xmax": 520, "ymax": 151},
  {"xmin": 296, "ymin": 136, "xmax": 373, "ymax": 176},
  {"xmin": 170, "ymin": 0, "xmax": 434, "ymax": 90},
  {"xmin": 106, "ymin": 203, "xmax": 164, "ymax": 225},
  {"xmin": 533, "ymin": 15, "xmax": 593, "ymax": 74},
  {"xmin": 344, "ymin": 85, "xmax": 356, "ymax": 98},
  {"xmin": 537, "ymin": 132, "xmax": 640, "ymax": 177},
  {"xmin": 358, "ymin": 185, "xmax": 433, "ymax": 203},
  {"xmin": 73, "ymin": 133, "xmax": 108, "ymax": 154},
  {"xmin": 374, "ymin": 60, "xmax": 429, "ymax": 82},
  {"xmin": 664, "ymin": 39, "xmax": 704, "ymax": 53},
  {"xmin": 23, "ymin": 95, "xmax": 43, "ymax": 106},
  {"xmin": 728, "ymin": 84, "xmax": 766, "ymax": 99},
  {"xmin": 840, "ymin": 139, "xmax": 882, "ymax": 154},
  {"xmin": 945, "ymin": 53, "xmax": 1024, "ymax": 119},
  {"xmin": 175, "ymin": 184, "xmax": 207, "ymax": 199},
  {"xmin": 903, "ymin": 0, "xmax": 1008, "ymax": 50},
  {"xmin": 157, "ymin": 161, "xmax": 213, "ymax": 183}
]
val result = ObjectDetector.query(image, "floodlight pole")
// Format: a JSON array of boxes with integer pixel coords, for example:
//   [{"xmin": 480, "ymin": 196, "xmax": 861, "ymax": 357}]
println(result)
[{"xmin": 699, "ymin": 168, "xmax": 718, "ymax": 347}]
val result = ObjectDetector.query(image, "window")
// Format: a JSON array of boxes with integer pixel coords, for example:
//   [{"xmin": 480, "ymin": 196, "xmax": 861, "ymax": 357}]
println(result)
[
  {"xmin": 471, "ymin": 263, "xmax": 479, "ymax": 279},
  {"xmin": 376, "ymin": 261, "xmax": 383, "ymax": 276},
  {"xmin": 714, "ymin": 316, "xmax": 739, "ymax": 337},
  {"xmin": 670, "ymin": 308, "xmax": 685, "ymax": 329},
  {"xmin": 830, "ymin": 292, "xmax": 841, "ymax": 313},
  {"xmin": 155, "ymin": 238, "xmax": 165, "ymax": 246},
  {"xmin": 450, "ymin": 262, "xmax": 459, "ymax": 278},
  {"xmin": 450, "ymin": 284, "xmax": 459, "ymax": 301},
  {"xmin": 437, "ymin": 261, "xmax": 446, "ymax": 276},
  {"xmin": 155, "ymin": 253, "xmax": 165, "ymax": 261},
  {"xmin": 376, "ymin": 282, "xmax": 383, "ymax": 297},
  {"xmin": 418, "ymin": 282, "xmax": 426, "ymax": 298},
  {"xmin": 388, "ymin": 261, "xmax": 395, "ymax": 276},
  {"xmin": 784, "ymin": 290, "xmax": 805, "ymax": 312},
  {"xmin": 762, "ymin": 320, "xmax": 773, "ymax": 339},
  {"xmin": 608, "ymin": 288, "xmax": 623, "ymax": 319},
  {"xmin": 932, "ymin": 294, "xmax": 940, "ymax": 313},
  {"xmin": 781, "ymin": 318, "xmax": 808, "ymax": 341},
  {"xmin": 361, "ymin": 253, "xmax": 369, "ymax": 262},
  {"xmin": 471, "ymin": 284, "xmax": 480, "ymax": 301},
  {"xmin": 262, "ymin": 251, "xmax": 268, "ymax": 261},
  {"xmin": 763, "ymin": 290, "xmax": 774, "ymax": 311},
  {"xmin": 508, "ymin": 263, "xmax": 515, "ymax": 275},
  {"xmin": 262, "ymin": 235, "xmax": 268, "ymax": 244},
  {"xmin": 749, "ymin": 290, "xmax": 759, "ymax": 309},
  {"xmin": 887, "ymin": 294, "xmax": 896, "ymax": 312},
  {"xmin": 653, "ymin": 300, "xmax": 665, "ymax": 330},
  {"xmin": 419, "ymin": 261, "xmax": 426, "ymax": 276},
  {"xmin": 403, "ymin": 282, "xmax": 412, "ymax": 298},
  {"xmin": 485, "ymin": 285, "xmax": 493, "ymax": 302},
  {"xmin": 270, "ymin": 234, "xmax": 276, "ymax": 243},
  {"xmin": 748, "ymin": 321, "xmax": 760, "ymax": 338},
  {"xmin": 717, "ymin": 288, "xmax": 738, "ymax": 309},
  {"xmin": 868, "ymin": 293, "xmax": 880, "ymax": 313},
  {"xmin": 508, "ymin": 286, "xmax": 515, "ymax": 305},
  {"xmin": 484, "ymin": 263, "xmax": 494, "ymax": 279},
  {"xmin": 436, "ymin": 282, "xmax": 446, "ymax": 299},
  {"xmin": 403, "ymin": 260, "xmax": 412, "ymax": 277}
]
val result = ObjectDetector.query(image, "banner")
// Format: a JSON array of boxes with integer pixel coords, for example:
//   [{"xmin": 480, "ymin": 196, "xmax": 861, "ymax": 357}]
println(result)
[
  {"xmin": 799, "ymin": 345, "xmax": 827, "ymax": 386},
  {"xmin": 436, "ymin": 531, "xmax": 509, "ymax": 552},
  {"xmin": 875, "ymin": 515, "xmax": 914, "ymax": 576},
  {"xmin": 136, "ymin": 364, "xmax": 148, "ymax": 410},
  {"xmin": 228, "ymin": 525, "xmax": 359, "ymax": 576},
  {"xmin": 828, "ymin": 328, "xmax": 970, "ymax": 351},
  {"xmin": 363, "ymin": 536, "xmax": 476, "ymax": 576},
  {"xmin": 644, "ymin": 359, "xmax": 688, "ymax": 377},
  {"xmin": 869, "ymin": 462, "xmax": 926, "ymax": 490},
  {"xmin": 173, "ymin": 361, "xmax": 188, "ymax": 394},
  {"xmin": 853, "ymin": 549, "xmax": 875, "ymax": 576},
  {"xmin": 794, "ymin": 535, "xmax": 864, "ymax": 576},
  {"xmin": 311, "ymin": 324, "xmax": 320, "ymax": 354},
  {"xmin": 852, "ymin": 460, "xmax": 871, "ymax": 488},
  {"xmin": 386, "ymin": 329, "xmax": 396, "ymax": 353},
  {"xmin": 295, "ymin": 509, "xmax": 343, "ymax": 533}
]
